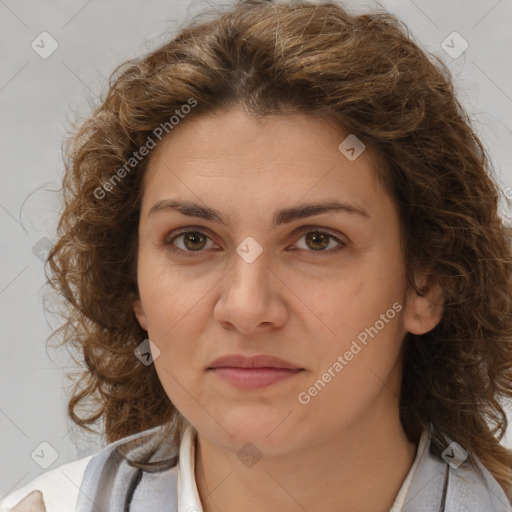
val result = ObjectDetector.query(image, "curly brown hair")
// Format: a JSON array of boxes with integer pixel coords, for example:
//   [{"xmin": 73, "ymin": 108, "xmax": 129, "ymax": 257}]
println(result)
[{"xmin": 45, "ymin": 0, "xmax": 512, "ymax": 497}]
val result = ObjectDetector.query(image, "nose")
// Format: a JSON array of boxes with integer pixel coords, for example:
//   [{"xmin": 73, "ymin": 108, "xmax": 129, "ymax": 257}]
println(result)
[{"xmin": 213, "ymin": 250, "xmax": 289, "ymax": 334}]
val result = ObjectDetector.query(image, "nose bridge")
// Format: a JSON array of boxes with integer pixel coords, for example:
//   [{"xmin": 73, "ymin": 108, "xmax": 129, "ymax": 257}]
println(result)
[
  {"xmin": 229, "ymin": 241, "xmax": 272, "ymax": 298},
  {"xmin": 214, "ymin": 242, "xmax": 286, "ymax": 333}
]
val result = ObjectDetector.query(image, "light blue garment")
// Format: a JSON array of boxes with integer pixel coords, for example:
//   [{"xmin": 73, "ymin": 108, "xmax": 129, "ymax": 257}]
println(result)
[
  {"xmin": 400, "ymin": 430, "xmax": 512, "ymax": 511},
  {"xmin": 74, "ymin": 422, "xmax": 512, "ymax": 512}
]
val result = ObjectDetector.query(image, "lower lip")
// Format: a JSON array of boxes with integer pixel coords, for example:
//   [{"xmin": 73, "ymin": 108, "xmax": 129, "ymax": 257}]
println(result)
[{"xmin": 208, "ymin": 367, "xmax": 303, "ymax": 389}]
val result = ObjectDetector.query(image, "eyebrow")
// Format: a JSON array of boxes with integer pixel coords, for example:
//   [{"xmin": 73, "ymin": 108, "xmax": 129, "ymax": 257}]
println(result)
[{"xmin": 148, "ymin": 199, "xmax": 370, "ymax": 228}]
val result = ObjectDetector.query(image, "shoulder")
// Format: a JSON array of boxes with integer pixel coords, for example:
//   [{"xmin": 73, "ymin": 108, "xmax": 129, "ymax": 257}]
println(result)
[
  {"xmin": 403, "ymin": 427, "xmax": 512, "ymax": 511},
  {"xmin": 0, "ymin": 454, "xmax": 93, "ymax": 512},
  {"xmin": 0, "ymin": 423, "xmax": 178, "ymax": 512},
  {"xmin": 447, "ymin": 452, "xmax": 512, "ymax": 510}
]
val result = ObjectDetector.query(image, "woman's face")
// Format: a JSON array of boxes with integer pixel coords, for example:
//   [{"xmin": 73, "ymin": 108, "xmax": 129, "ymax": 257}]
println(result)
[{"xmin": 134, "ymin": 108, "xmax": 441, "ymax": 455}]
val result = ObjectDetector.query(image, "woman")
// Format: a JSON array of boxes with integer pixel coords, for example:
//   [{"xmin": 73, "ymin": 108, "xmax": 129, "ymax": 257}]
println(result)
[{"xmin": 2, "ymin": 0, "xmax": 512, "ymax": 510}]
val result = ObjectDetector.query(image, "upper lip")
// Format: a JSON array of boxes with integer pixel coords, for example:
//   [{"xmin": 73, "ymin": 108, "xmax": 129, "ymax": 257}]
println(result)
[{"xmin": 208, "ymin": 354, "xmax": 303, "ymax": 370}]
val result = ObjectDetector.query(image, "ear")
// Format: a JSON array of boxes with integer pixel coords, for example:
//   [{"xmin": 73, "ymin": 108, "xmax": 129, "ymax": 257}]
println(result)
[
  {"xmin": 133, "ymin": 298, "xmax": 148, "ymax": 332},
  {"xmin": 402, "ymin": 269, "xmax": 444, "ymax": 335}
]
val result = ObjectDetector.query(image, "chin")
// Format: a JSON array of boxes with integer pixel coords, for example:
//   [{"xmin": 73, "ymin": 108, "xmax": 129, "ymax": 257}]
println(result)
[{"xmin": 198, "ymin": 411, "xmax": 302, "ymax": 457}]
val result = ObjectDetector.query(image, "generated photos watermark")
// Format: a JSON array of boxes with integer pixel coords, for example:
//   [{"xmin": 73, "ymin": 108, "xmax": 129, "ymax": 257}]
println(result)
[
  {"xmin": 298, "ymin": 301, "xmax": 403, "ymax": 405},
  {"xmin": 94, "ymin": 97, "xmax": 198, "ymax": 200}
]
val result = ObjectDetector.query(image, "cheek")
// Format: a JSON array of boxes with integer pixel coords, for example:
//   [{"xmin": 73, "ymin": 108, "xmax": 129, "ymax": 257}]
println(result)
[
  {"xmin": 299, "ymin": 269, "xmax": 370, "ymax": 344},
  {"xmin": 138, "ymin": 263, "xmax": 206, "ymax": 329},
  {"xmin": 139, "ymin": 283, "xmax": 207, "ymax": 391},
  {"xmin": 305, "ymin": 269, "xmax": 405, "ymax": 395},
  {"xmin": 298, "ymin": 319, "xmax": 405, "ymax": 434}
]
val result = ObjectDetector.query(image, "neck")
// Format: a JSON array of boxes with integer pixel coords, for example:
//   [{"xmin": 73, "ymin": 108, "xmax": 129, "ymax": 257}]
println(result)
[{"xmin": 194, "ymin": 395, "xmax": 418, "ymax": 512}]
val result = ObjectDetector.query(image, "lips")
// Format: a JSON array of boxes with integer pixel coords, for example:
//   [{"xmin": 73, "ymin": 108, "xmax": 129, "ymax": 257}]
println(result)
[
  {"xmin": 207, "ymin": 354, "xmax": 305, "ymax": 390},
  {"xmin": 207, "ymin": 354, "xmax": 303, "ymax": 370}
]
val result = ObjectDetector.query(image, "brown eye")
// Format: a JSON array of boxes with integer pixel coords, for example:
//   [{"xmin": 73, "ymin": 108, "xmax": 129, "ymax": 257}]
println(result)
[
  {"xmin": 165, "ymin": 230, "xmax": 216, "ymax": 256},
  {"xmin": 294, "ymin": 230, "xmax": 348, "ymax": 254},
  {"xmin": 304, "ymin": 232, "xmax": 330, "ymax": 251},
  {"xmin": 180, "ymin": 232, "xmax": 208, "ymax": 251}
]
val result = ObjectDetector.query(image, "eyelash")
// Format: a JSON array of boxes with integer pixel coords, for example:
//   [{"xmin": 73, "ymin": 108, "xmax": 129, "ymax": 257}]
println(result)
[{"xmin": 163, "ymin": 227, "xmax": 349, "ymax": 258}]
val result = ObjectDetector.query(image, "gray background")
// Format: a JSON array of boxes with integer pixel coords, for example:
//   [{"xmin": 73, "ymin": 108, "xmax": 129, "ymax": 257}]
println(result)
[{"xmin": 1, "ymin": 0, "xmax": 512, "ymax": 498}]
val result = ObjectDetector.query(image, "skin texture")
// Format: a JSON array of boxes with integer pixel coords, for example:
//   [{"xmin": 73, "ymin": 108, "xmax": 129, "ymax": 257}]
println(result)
[{"xmin": 133, "ymin": 108, "xmax": 444, "ymax": 512}]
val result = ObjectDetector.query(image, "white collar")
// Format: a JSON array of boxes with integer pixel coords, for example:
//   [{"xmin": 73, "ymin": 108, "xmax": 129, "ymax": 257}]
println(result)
[
  {"xmin": 389, "ymin": 427, "xmax": 430, "ymax": 510},
  {"xmin": 177, "ymin": 425, "xmax": 430, "ymax": 512},
  {"xmin": 177, "ymin": 425, "xmax": 204, "ymax": 512}
]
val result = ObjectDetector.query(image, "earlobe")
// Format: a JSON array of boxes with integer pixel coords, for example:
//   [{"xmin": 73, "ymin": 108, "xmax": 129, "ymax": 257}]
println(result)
[
  {"xmin": 133, "ymin": 298, "xmax": 148, "ymax": 331},
  {"xmin": 403, "ymin": 270, "xmax": 444, "ymax": 335}
]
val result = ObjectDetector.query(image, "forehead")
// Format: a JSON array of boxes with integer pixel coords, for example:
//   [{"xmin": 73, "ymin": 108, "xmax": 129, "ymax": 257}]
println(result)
[{"xmin": 140, "ymin": 109, "xmax": 390, "ymax": 220}]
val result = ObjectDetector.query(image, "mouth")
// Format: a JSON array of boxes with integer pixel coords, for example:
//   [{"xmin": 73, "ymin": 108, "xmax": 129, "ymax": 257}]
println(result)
[
  {"xmin": 208, "ymin": 367, "xmax": 304, "ymax": 389},
  {"xmin": 207, "ymin": 354, "xmax": 305, "ymax": 390},
  {"xmin": 208, "ymin": 353, "xmax": 303, "ymax": 370}
]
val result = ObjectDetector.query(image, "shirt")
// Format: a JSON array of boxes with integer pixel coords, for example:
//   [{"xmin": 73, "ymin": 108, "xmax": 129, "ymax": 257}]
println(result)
[
  {"xmin": 178, "ymin": 424, "xmax": 429, "ymax": 511},
  {"xmin": 1, "ymin": 422, "xmax": 511, "ymax": 511}
]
